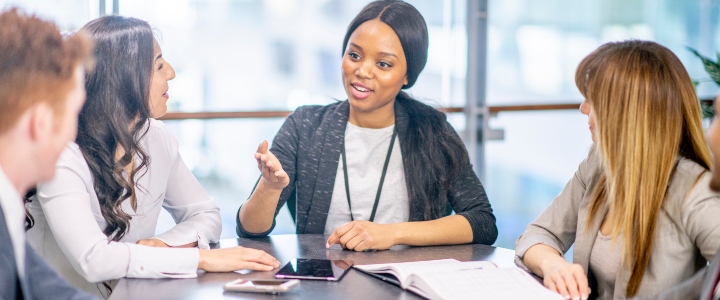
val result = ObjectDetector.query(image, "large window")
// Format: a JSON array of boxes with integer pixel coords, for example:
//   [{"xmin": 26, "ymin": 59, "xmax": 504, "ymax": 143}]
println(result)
[
  {"xmin": 3, "ymin": 0, "xmax": 719, "ymax": 248},
  {"xmin": 0, "ymin": 0, "xmax": 97, "ymax": 31},
  {"xmin": 119, "ymin": 0, "xmax": 469, "ymax": 238},
  {"xmin": 485, "ymin": 0, "xmax": 720, "ymax": 248}
]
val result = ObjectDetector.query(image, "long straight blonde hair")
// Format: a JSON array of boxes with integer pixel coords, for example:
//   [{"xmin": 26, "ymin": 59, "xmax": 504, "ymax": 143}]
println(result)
[{"xmin": 575, "ymin": 40, "xmax": 711, "ymax": 297}]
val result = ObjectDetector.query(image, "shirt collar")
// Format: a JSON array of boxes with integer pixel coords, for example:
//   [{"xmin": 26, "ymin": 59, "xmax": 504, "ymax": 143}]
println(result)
[{"xmin": 0, "ymin": 165, "xmax": 22, "ymax": 211}]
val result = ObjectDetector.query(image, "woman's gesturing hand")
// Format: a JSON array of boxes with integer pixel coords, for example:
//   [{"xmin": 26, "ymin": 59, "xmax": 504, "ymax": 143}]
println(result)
[
  {"xmin": 326, "ymin": 220, "xmax": 397, "ymax": 252},
  {"xmin": 198, "ymin": 246, "xmax": 281, "ymax": 272},
  {"xmin": 255, "ymin": 140, "xmax": 289, "ymax": 191},
  {"xmin": 540, "ymin": 259, "xmax": 590, "ymax": 300}
]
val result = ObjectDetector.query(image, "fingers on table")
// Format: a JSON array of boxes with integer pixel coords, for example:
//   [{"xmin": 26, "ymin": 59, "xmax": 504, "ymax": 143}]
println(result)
[
  {"xmin": 239, "ymin": 261, "xmax": 276, "ymax": 271},
  {"xmin": 573, "ymin": 265, "xmax": 590, "ymax": 299},
  {"xmin": 327, "ymin": 222, "xmax": 355, "ymax": 247},
  {"xmin": 350, "ymin": 238, "xmax": 372, "ymax": 252},
  {"xmin": 561, "ymin": 271, "xmax": 580, "ymax": 299},
  {"xmin": 546, "ymin": 266, "xmax": 588, "ymax": 300},
  {"xmin": 344, "ymin": 233, "xmax": 366, "ymax": 251},
  {"xmin": 544, "ymin": 277, "xmax": 558, "ymax": 294},
  {"xmin": 338, "ymin": 224, "xmax": 364, "ymax": 249},
  {"xmin": 238, "ymin": 247, "xmax": 280, "ymax": 268}
]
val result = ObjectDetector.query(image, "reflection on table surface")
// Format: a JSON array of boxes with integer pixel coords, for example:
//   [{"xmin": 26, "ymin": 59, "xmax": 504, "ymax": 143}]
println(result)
[{"xmin": 109, "ymin": 234, "xmax": 516, "ymax": 300}]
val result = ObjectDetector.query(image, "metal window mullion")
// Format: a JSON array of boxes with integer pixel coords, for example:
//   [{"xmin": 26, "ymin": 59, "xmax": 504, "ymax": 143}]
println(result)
[
  {"xmin": 466, "ymin": 0, "xmax": 489, "ymax": 182},
  {"xmin": 99, "ymin": 0, "xmax": 119, "ymax": 16}
]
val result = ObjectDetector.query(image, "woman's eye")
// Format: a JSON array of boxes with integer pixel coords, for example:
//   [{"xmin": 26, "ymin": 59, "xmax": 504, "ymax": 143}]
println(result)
[
  {"xmin": 158, "ymin": 63, "xmax": 164, "ymax": 70},
  {"xmin": 348, "ymin": 52, "xmax": 360, "ymax": 60},
  {"xmin": 378, "ymin": 61, "xmax": 391, "ymax": 68}
]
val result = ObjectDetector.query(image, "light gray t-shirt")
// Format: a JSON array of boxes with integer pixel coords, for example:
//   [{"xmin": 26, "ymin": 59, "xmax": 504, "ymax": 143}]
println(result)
[
  {"xmin": 324, "ymin": 122, "xmax": 410, "ymax": 234},
  {"xmin": 589, "ymin": 232, "xmax": 623, "ymax": 300}
]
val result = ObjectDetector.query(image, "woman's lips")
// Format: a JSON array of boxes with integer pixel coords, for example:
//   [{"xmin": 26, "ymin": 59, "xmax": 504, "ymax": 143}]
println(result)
[{"xmin": 350, "ymin": 82, "xmax": 372, "ymax": 100}]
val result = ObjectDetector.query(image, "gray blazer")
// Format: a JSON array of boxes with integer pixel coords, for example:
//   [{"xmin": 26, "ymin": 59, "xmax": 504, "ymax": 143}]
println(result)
[
  {"xmin": 237, "ymin": 100, "xmax": 498, "ymax": 244},
  {"xmin": 0, "ymin": 206, "xmax": 95, "ymax": 300},
  {"xmin": 515, "ymin": 147, "xmax": 720, "ymax": 299}
]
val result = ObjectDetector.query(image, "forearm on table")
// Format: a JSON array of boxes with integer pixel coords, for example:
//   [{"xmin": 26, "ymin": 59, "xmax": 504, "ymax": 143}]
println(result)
[
  {"xmin": 522, "ymin": 243, "xmax": 565, "ymax": 277},
  {"xmin": 151, "ymin": 235, "xmax": 199, "ymax": 248},
  {"xmin": 153, "ymin": 218, "xmax": 219, "ymax": 247},
  {"xmin": 171, "ymin": 241, "xmax": 198, "ymax": 248},
  {"xmin": 238, "ymin": 180, "xmax": 283, "ymax": 233},
  {"xmin": 390, "ymin": 215, "xmax": 473, "ymax": 246}
]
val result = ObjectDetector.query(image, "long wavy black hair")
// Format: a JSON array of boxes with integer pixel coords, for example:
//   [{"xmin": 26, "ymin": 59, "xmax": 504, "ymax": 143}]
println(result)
[
  {"xmin": 77, "ymin": 16, "xmax": 154, "ymax": 242},
  {"xmin": 342, "ymin": 0, "xmax": 469, "ymax": 221}
]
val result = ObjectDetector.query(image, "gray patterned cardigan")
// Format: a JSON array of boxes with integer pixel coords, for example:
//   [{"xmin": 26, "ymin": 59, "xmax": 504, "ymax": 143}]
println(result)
[{"xmin": 236, "ymin": 100, "xmax": 498, "ymax": 245}]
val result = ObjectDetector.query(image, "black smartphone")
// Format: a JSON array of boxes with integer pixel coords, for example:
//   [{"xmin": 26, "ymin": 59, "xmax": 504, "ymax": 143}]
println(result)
[{"xmin": 274, "ymin": 258, "xmax": 353, "ymax": 281}]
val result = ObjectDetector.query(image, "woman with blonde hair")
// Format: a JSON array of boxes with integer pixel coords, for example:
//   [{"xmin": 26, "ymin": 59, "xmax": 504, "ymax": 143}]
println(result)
[{"xmin": 515, "ymin": 40, "xmax": 720, "ymax": 300}]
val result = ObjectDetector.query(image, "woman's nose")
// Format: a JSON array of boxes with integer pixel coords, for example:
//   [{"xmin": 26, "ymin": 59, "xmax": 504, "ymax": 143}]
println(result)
[
  {"xmin": 355, "ymin": 63, "xmax": 372, "ymax": 79},
  {"xmin": 167, "ymin": 62, "xmax": 176, "ymax": 80},
  {"xmin": 579, "ymin": 100, "xmax": 590, "ymax": 115}
]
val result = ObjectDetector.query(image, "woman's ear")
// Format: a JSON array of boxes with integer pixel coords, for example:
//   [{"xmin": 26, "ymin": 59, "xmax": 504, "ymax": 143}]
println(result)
[{"xmin": 404, "ymin": 75, "xmax": 408, "ymax": 86}]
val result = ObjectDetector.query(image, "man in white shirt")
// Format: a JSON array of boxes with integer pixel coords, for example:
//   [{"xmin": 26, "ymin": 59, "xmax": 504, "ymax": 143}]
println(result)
[{"xmin": 0, "ymin": 8, "xmax": 95, "ymax": 300}]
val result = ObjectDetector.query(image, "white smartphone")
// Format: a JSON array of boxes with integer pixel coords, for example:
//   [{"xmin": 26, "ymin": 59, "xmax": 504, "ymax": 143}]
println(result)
[{"xmin": 223, "ymin": 279, "xmax": 299, "ymax": 294}]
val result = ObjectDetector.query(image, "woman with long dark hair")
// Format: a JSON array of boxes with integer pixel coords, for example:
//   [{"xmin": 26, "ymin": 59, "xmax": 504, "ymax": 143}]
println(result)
[
  {"xmin": 237, "ymin": 0, "xmax": 497, "ymax": 251},
  {"xmin": 26, "ymin": 16, "xmax": 279, "ymax": 296}
]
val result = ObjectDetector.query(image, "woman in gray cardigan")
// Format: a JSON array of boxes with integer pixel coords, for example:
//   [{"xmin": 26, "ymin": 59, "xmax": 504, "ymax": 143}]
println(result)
[
  {"xmin": 515, "ymin": 40, "xmax": 720, "ymax": 300},
  {"xmin": 236, "ymin": 0, "xmax": 497, "ymax": 251}
]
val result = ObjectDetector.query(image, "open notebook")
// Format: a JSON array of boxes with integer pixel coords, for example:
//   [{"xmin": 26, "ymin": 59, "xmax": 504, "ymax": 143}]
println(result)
[{"xmin": 354, "ymin": 259, "xmax": 563, "ymax": 300}]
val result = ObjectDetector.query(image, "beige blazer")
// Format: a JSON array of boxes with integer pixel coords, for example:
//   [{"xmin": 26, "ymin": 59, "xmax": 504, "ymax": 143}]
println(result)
[{"xmin": 515, "ymin": 147, "xmax": 720, "ymax": 299}]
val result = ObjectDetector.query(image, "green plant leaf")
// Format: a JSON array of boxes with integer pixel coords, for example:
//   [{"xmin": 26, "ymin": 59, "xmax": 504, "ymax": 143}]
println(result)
[
  {"xmin": 687, "ymin": 47, "xmax": 720, "ymax": 87},
  {"xmin": 702, "ymin": 102, "xmax": 715, "ymax": 119},
  {"xmin": 687, "ymin": 47, "xmax": 718, "ymax": 119}
]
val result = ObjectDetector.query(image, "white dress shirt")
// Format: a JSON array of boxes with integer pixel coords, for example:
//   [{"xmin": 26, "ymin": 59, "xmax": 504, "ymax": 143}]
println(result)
[
  {"xmin": 26, "ymin": 119, "xmax": 221, "ymax": 296},
  {"xmin": 0, "ymin": 166, "xmax": 26, "ymax": 278}
]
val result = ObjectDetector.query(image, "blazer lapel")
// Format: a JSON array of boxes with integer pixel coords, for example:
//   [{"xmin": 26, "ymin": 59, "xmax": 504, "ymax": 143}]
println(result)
[
  {"xmin": 0, "ymin": 205, "xmax": 28, "ymax": 300},
  {"xmin": 297, "ymin": 101, "xmax": 349, "ymax": 233}
]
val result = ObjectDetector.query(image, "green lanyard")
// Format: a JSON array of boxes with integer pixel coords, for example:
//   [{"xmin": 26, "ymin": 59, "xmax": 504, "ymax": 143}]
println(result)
[{"xmin": 341, "ymin": 127, "xmax": 398, "ymax": 222}]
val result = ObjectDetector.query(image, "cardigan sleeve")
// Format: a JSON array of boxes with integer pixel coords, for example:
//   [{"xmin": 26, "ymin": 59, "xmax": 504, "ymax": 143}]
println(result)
[
  {"xmin": 514, "ymin": 147, "xmax": 599, "ymax": 271},
  {"xmin": 443, "ymin": 124, "xmax": 498, "ymax": 245},
  {"xmin": 448, "ymin": 165, "xmax": 497, "ymax": 245},
  {"xmin": 236, "ymin": 107, "xmax": 303, "ymax": 238}
]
